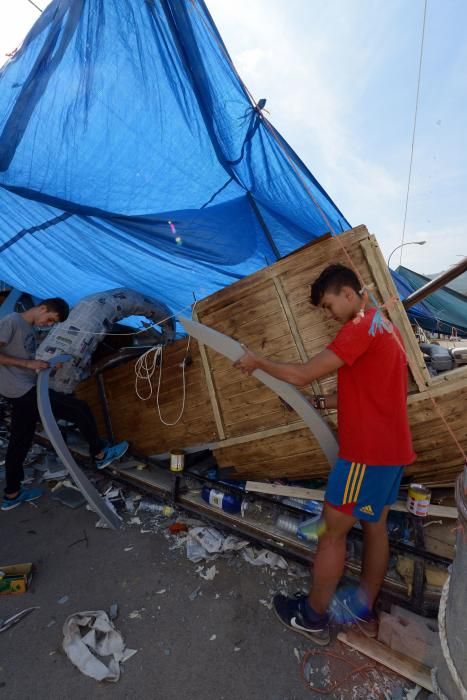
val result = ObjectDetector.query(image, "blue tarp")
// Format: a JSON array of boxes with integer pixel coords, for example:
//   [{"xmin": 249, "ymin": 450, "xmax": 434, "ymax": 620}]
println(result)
[
  {"xmin": 391, "ymin": 267, "xmax": 467, "ymax": 337},
  {"xmin": 0, "ymin": 0, "xmax": 349, "ymax": 314}
]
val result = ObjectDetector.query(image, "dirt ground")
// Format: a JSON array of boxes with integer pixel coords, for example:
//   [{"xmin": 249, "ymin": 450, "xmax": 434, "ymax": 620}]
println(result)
[{"xmin": 0, "ymin": 489, "xmax": 423, "ymax": 700}]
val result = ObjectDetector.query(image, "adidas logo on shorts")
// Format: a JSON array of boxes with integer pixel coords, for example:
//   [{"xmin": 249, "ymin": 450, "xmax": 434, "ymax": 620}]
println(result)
[{"xmin": 359, "ymin": 504, "xmax": 375, "ymax": 515}]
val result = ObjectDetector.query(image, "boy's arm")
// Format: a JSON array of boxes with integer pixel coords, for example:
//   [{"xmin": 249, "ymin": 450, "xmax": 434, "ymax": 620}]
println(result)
[
  {"xmin": 234, "ymin": 346, "xmax": 343, "ymax": 387},
  {"xmin": 0, "ymin": 343, "xmax": 49, "ymax": 371}
]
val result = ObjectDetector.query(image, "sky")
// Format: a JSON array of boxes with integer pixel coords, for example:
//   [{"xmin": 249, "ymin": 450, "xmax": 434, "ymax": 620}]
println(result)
[{"xmin": 0, "ymin": 0, "xmax": 465, "ymax": 275}]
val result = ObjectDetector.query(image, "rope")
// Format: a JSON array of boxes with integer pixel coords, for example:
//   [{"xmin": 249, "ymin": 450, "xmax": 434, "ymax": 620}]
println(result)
[
  {"xmin": 399, "ymin": 0, "xmax": 428, "ymax": 268},
  {"xmin": 300, "ymin": 647, "xmax": 387, "ymax": 697}
]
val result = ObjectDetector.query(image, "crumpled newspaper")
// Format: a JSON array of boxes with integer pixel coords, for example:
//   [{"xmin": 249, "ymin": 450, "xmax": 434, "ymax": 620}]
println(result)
[
  {"xmin": 62, "ymin": 610, "xmax": 137, "ymax": 682},
  {"xmin": 186, "ymin": 527, "xmax": 249, "ymax": 562},
  {"xmin": 242, "ymin": 546, "xmax": 288, "ymax": 570}
]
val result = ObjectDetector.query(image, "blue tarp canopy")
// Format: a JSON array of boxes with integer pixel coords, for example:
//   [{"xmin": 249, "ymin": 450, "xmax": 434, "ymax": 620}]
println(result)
[
  {"xmin": 391, "ymin": 267, "xmax": 467, "ymax": 337},
  {"xmin": 0, "ymin": 0, "xmax": 349, "ymax": 315}
]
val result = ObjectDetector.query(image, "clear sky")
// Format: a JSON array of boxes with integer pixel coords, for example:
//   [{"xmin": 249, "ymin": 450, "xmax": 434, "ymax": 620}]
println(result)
[{"xmin": 0, "ymin": 0, "xmax": 465, "ymax": 275}]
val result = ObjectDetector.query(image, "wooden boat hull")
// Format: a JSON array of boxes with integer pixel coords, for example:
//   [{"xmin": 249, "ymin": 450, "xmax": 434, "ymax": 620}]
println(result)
[{"xmin": 76, "ymin": 226, "xmax": 467, "ymax": 485}]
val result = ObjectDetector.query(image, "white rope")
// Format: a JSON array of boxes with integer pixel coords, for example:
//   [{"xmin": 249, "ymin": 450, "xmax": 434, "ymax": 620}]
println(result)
[
  {"xmin": 134, "ymin": 346, "xmax": 162, "ymax": 400},
  {"xmin": 134, "ymin": 333, "xmax": 192, "ymax": 426},
  {"xmin": 431, "ymin": 571, "xmax": 467, "ymax": 700}
]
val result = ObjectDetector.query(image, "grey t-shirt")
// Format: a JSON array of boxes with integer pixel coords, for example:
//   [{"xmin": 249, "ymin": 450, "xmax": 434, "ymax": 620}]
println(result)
[{"xmin": 0, "ymin": 313, "xmax": 37, "ymax": 398}]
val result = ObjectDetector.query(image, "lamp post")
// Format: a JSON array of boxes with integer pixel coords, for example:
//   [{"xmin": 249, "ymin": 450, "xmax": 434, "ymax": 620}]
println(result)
[{"xmin": 387, "ymin": 241, "xmax": 426, "ymax": 270}]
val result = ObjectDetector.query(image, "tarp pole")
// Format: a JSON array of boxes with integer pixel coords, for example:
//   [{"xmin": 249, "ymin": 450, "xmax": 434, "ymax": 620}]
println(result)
[{"xmin": 403, "ymin": 257, "xmax": 467, "ymax": 310}]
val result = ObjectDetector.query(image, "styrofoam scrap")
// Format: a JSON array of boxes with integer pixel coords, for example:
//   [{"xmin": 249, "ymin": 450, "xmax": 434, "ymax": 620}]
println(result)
[
  {"xmin": 199, "ymin": 565, "xmax": 218, "ymax": 581},
  {"xmin": 234, "ymin": 646, "xmax": 241, "ymax": 652},
  {"xmin": 124, "ymin": 546, "xmax": 134, "ymax": 552},
  {"xmin": 259, "ymin": 599, "xmax": 272, "ymax": 609},
  {"xmin": 293, "ymin": 648, "xmax": 301, "ymax": 663},
  {"xmin": 404, "ymin": 687, "xmax": 421, "ymax": 700},
  {"xmin": 63, "ymin": 610, "xmax": 137, "ymax": 682},
  {"xmin": 128, "ymin": 517, "xmax": 142, "ymax": 526},
  {"xmin": 209, "ymin": 634, "xmax": 216, "ymax": 641},
  {"xmin": 156, "ymin": 589, "xmax": 166, "ymax": 594}
]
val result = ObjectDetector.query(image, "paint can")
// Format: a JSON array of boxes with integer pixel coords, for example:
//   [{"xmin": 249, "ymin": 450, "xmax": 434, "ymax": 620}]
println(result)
[
  {"xmin": 170, "ymin": 449, "xmax": 185, "ymax": 473},
  {"xmin": 406, "ymin": 483, "xmax": 431, "ymax": 517}
]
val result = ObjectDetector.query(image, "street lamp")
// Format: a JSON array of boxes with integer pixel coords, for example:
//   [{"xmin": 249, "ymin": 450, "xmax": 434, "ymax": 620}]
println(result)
[{"xmin": 387, "ymin": 241, "xmax": 426, "ymax": 270}]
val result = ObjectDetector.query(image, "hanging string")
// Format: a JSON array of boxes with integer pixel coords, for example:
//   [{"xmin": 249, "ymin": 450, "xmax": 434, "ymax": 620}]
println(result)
[
  {"xmin": 399, "ymin": 0, "xmax": 428, "ymax": 268},
  {"xmin": 25, "ymin": 0, "xmax": 43, "ymax": 12}
]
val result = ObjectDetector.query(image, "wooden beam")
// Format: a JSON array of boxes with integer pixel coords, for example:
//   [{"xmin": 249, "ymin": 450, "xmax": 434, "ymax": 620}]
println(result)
[
  {"xmin": 192, "ymin": 309, "xmax": 225, "ymax": 440},
  {"xmin": 337, "ymin": 630, "xmax": 434, "ymax": 691}
]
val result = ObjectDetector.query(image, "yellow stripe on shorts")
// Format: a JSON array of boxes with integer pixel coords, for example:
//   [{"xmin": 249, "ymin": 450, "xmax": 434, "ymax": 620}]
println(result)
[
  {"xmin": 347, "ymin": 463, "xmax": 362, "ymax": 503},
  {"xmin": 342, "ymin": 462, "xmax": 355, "ymax": 504},
  {"xmin": 352, "ymin": 463, "xmax": 366, "ymax": 503}
]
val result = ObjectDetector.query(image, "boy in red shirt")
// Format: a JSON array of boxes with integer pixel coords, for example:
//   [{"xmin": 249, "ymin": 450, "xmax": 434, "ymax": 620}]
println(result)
[{"xmin": 235, "ymin": 264, "xmax": 415, "ymax": 645}]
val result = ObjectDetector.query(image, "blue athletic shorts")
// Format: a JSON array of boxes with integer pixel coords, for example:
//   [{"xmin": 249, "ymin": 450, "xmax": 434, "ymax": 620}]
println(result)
[{"xmin": 325, "ymin": 459, "xmax": 404, "ymax": 522}]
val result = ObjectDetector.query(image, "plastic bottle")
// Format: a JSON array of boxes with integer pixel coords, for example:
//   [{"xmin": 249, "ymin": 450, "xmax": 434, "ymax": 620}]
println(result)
[
  {"xmin": 241, "ymin": 498, "xmax": 277, "ymax": 525},
  {"xmin": 281, "ymin": 497, "xmax": 323, "ymax": 515},
  {"xmin": 201, "ymin": 486, "xmax": 242, "ymax": 514},
  {"xmin": 275, "ymin": 513, "xmax": 303, "ymax": 535},
  {"xmin": 137, "ymin": 499, "xmax": 174, "ymax": 516}
]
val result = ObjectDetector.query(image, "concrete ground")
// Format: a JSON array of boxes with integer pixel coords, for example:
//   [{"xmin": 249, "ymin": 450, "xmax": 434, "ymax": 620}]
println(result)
[{"xmin": 0, "ymin": 489, "xmax": 420, "ymax": 700}]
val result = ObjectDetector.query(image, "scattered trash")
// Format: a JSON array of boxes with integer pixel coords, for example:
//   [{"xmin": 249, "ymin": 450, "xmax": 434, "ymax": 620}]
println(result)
[
  {"xmin": 109, "ymin": 603, "xmax": 119, "ymax": 621},
  {"xmin": 128, "ymin": 517, "xmax": 142, "ymax": 526},
  {"xmin": 259, "ymin": 599, "xmax": 272, "ymax": 609},
  {"xmin": 188, "ymin": 586, "xmax": 201, "ymax": 601},
  {"xmin": 57, "ymin": 595, "xmax": 69, "ymax": 605},
  {"xmin": 62, "ymin": 610, "xmax": 137, "ymax": 682},
  {"xmin": 128, "ymin": 609, "xmax": 144, "ymax": 620},
  {"xmin": 168, "ymin": 522, "xmax": 188, "ymax": 534},
  {"xmin": 137, "ymin": 499, "xmax": 174, "ymax": 516},
  {"xmin": 0, "ymin": 563, "xmax": 33, "ymax": 595},
  {"xmin": 52, "ymin": 486, "xmax": 86, "ymax": 509},
  {"xmin": 242, "ymin": 547, "xmax": 288, "ymax": 570},
  {"xmin": 198, "ymin": 565, "xmax": 218, "ymax": 581},
  {"xmin": 0, "ymin": 606, "xmax": 38, "ymax": 633},
  {"xmin": 124, "ymin": 546, "xmax": 134, "ymax": 552},
  {"xmin": 209, "ymin": 634, "xmax": 216, "ymax": 641},
  {"xmin": 156, "ymin": 589, "xmax": 166, "ymax": 594},
  {"xmin": 186, "ymin": 527, "xmax": 249, "ymax": 563},
  {"xmin": 47, "ymin": 619, "xmax": 57, "ymax": 628}
]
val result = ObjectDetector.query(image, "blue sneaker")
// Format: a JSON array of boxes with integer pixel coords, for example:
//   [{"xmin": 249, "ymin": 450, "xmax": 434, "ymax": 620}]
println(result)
[
  {"xmin": 1, "ymin": 487, "xmax": 44, "ymax": 511},
  {"xmin": 273, "ymin": 593, "xmax": 330, "ymax": 646},
  {"xmin": 95, "ymin": 441, "xmax": 129, "ymax": 470}
]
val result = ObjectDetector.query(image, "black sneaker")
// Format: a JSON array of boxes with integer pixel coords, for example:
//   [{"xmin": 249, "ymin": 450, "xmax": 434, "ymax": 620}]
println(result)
[{"xmin": 273, "ymin": 593, "xmax": 330, "ymax": 646}]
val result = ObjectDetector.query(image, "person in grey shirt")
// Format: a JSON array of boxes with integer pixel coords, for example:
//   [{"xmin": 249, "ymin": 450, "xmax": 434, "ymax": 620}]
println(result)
[{"xmin": 0, "ymin": 298, "xmax": 129, "ymax": 511}]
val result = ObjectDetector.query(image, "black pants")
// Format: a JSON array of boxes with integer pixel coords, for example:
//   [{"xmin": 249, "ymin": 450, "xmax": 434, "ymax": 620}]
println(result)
[{"xmin": 4, "ymin": 387, "xmax": 104, "ymax": 495}]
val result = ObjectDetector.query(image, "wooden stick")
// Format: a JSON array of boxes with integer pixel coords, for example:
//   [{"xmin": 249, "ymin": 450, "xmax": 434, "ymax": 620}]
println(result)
[
  {"xmin": 245, "ymin": 481, "xmax": 458, "ymax": 519},
  {"xmin": 337, "ymin": 630, "xmax": 434, "ymax": 691}
]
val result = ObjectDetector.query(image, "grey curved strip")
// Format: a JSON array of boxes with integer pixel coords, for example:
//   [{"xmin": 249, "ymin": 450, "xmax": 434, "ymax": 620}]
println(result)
[
  {"xmin": 36, "ymin": 355, "xmax": 122, "ymax": 529},
  {"xmin": 178, "ymin": 316, "xmax": 338, "ymax": 466}
]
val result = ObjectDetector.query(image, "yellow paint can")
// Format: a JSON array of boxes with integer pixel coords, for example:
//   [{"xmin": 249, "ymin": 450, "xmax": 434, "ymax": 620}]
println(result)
[{"xmin": 406, "ymin": 483, "xmax": 431, "ymax": 517}]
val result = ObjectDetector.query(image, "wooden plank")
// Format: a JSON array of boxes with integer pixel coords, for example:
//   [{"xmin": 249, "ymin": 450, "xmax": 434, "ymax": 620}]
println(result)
[
  {"xmin": 337, "ymin": 631, "xmax": 434, "ymax": 692},
  {"xmin": 244, "ymin": 481, "xmax": 458, "ymax": 518},
  {"xmin": 193, "ymin": 309, "xmax": 225, "ymax": 440}
]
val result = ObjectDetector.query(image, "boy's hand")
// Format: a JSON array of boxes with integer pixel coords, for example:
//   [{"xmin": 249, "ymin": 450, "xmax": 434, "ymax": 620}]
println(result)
[
  {"xmin": 234, "ymin": 345, "xmax": 260, "ymax": 375},
  {"xmin": 26, "ymin": 359, "xmax": 49, "ymax": 371}
]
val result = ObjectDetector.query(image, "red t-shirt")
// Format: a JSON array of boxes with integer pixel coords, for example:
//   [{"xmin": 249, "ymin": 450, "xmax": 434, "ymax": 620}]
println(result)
[{"xmin": 327, "ymin": 308, "xmax": 416, "ymax": 466}]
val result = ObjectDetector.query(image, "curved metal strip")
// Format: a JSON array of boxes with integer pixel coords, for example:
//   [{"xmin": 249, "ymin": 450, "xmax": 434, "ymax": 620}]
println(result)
[
  {"xmin": 36, "ymin": 356, "xmax": 122, "ymax": 529},
  {"xmin": 178, "ymin": 316, "xmax": 338, "ymax": 466}
]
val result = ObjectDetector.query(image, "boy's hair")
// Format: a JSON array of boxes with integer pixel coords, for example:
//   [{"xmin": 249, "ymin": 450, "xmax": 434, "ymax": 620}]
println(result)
[
  {"xmin": 39, "ymin": 297, "xmax": 70, "ymax": 322},
  {"xmin": 310, "ymin": 264, "xmax": 361, "ymax": 306}
]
